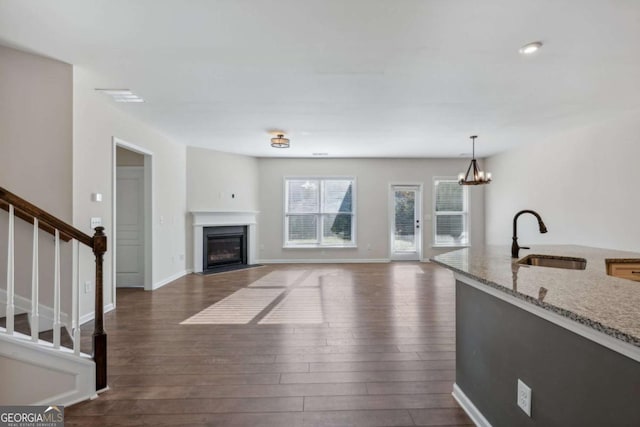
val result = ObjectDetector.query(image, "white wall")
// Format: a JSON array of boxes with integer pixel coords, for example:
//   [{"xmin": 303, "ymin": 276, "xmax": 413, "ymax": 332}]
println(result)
[
  {"xmin": 185, "ymin": 147, "xmax": 259, "ymax": 267},
  {"xmin": 73, "ymin": 66, "xmax": 187, "ymax": 319},
  {"xmin": 257, "ymin": 158, "xmax": 485, "ymax": 262},
  {"xmin": 485, "ymin": 110, "xmax": 640, "ymax": 252},
  {"xmin": 186, "ymin": 147, "xmax": 259, "ymax": 211},
  {"xmin": 0, "ymin": 45, "xmax": 73, "ymax": 316}
]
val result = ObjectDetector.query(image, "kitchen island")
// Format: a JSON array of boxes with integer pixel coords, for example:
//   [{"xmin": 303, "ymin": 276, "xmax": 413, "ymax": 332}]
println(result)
[{"xmin": 431, "ymin": 245, "xmax": 640, "ymax": 427}]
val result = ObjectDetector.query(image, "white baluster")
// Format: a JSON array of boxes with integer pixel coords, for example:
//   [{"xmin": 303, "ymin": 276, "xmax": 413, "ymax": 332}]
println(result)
[
  {"xmin": 31, "ymin": 218, "xmax": 39, "ymax": 342},
  {"xmin": 53, "ymin": 229, "xmax": 61, "ymax": 349},
  {"xmin": 72, "ymin": 239, "xmax": 81, "ymax": 355},
  {"xmin": 5, "ymin": 205, "xmax": 15, "ymax": 335}
]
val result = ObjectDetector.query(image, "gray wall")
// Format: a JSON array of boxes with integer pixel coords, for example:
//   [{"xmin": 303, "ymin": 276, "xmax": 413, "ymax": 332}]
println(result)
[
  {"xmin": 257, "ymin": 157, "xmax": 485, "ymax": 262},
  {"xmin": 456, "ymin": 281, "xmax": 640, "ymax": 426}
]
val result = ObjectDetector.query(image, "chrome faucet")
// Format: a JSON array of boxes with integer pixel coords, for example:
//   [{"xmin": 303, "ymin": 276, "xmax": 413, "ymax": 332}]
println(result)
[{"xmin": 512, "ymin": 210, "xmax": 548, "ymax": 258}]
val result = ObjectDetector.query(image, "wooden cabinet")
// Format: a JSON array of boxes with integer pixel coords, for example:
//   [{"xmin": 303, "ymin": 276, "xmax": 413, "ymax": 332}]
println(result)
[{"xmin": 606, "ymin": 260, "xmax": 640, "ymax": 282}]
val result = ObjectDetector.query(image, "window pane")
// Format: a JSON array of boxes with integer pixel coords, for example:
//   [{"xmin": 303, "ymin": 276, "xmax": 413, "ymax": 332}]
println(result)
[
  {"xmin": 323, "ymin": 181, "xmax": 353, "ymax": 213},
  {"xmin": 435, "ymin": 214, "xmax": 467, "ymax": 245},
  {"xmin": 435, "ymin": 181, "xmax": 463, "ymax": 212},
  {"xmin": 287, "ymin": 215, "xmax": 318, "ymax": 244},
  {"xmin": 287, "ymin": 180, "xmax": 319, "ymax": 213},
  {"xmin": 323, "ymin": 213, "xmax": 353, "ymax": 244},
  {"xmin": 394, "ymin": 190, "xmax": 416, "ymax": 252}
]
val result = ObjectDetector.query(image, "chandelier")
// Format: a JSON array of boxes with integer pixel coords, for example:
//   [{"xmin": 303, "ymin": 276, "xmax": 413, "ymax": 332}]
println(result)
[{"xmin": 458, "ymin": 135, "xmax": 491, "ymax": 185}]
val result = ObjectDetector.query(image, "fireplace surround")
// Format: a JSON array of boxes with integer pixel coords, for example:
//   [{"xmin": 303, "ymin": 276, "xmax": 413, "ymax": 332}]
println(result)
[{"xmin": 191, "ymin": 210, "xmax": 258, "ymax": 273}]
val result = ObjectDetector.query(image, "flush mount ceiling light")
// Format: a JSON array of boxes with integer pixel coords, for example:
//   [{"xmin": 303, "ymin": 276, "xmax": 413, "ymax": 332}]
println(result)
[
  {"xmin": 95, "ymin": 88, "xmax": 145, "ymax": 103},
  {"xmin": 458, "ymin": 135, "xmax": 492, "ymax": 186},
  {"xmin": 270, "ymin": 133, "xmax": 290, "ymax": 148},
  {"xmin": 519, "ymin": 41, "xmax": 543, "ymax": 55}
]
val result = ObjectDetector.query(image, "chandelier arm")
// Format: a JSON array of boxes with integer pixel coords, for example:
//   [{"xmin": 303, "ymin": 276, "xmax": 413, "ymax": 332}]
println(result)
[{"xmin": 464, "ymin": 160, "xmax": 474, "ymax": 180}]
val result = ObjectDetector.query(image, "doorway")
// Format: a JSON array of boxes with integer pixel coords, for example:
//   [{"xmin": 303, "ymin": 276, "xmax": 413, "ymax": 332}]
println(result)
[
  {"xmin": 116, "ymin": 164, "xmax": 145, "ymax": 287},
  {"xmin": 112, "ymin": 138, "xmax": 153, "ymax": 297},
  {"xmin": 389, "ymin": 184, "xmax": 422, "ymax": 261}
]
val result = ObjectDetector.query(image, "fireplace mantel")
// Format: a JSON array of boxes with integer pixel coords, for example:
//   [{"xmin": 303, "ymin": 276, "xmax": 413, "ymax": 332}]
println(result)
[{"xmin": 191, "ymin": 210, "xmax": 258, "ymax": 273}]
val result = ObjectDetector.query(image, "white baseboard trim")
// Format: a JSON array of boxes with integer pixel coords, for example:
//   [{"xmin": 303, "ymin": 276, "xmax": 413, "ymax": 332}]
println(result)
[
  {"xmin": 257, "ymin": 258, "xmax": 391, "ymax": 264},
  {"xmin": 452, "ymin": 383, "xmax": 492, "ymax": 427},
  {"xmin": 79, "ymin": 303, "xmax": 115, "ymax": 326},
  {"xmin": 151, "ymin": 269, "xmax": 189, "ymax": 290}
]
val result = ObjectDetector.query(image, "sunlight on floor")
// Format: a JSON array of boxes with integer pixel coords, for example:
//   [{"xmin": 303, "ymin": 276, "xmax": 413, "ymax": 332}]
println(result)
[
  {"xmin": 180, "ymin": 288, "xmax": 284, "ymax": 324},
  {"xmin": 181, "ymin": 269, "xmax": 335, "ymax": 325}
]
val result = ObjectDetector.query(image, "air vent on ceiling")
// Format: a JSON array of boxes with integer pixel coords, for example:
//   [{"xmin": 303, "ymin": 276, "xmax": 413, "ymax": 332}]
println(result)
[{"xmin": 95, "ymin": 89, "xmax": 144, "ymax": 103}]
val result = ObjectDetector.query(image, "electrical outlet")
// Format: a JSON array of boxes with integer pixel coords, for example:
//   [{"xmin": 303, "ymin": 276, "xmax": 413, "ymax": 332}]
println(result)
[
  {"xmin": 90, "ymin": 217, "xmax": 102, "ymax": 229},
  {"xmin": 517, "ymin": 379, "xmax": 532, "ymax": 416},
  {"xmin": 84, "ymin": 280, "xmax": 91, "ymax": 294}
]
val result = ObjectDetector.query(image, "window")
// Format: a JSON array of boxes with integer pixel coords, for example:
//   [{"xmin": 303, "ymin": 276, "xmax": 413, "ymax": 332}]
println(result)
[
  {"xmin": 433, "ymin": 178, "xmax": 469, "ymax": 246},
  {"xmin": 285, "ymin": 177, "xmax": 356, "ymax": 247}
]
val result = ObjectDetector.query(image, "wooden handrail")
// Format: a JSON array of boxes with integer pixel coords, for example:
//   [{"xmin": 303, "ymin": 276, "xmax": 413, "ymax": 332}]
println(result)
[
  {"xmin": 1, "ymin": 186, "xmax": 107, "ymax": 392},
  {"xmin": 0, "ymin": 187, "xmax": 92, "ymax": 247}
]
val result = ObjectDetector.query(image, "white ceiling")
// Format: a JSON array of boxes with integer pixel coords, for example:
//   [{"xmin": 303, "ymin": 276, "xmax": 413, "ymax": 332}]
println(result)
[{"xmin": 1, "ymin": 0, "xmax": 640, "ymax": 158}]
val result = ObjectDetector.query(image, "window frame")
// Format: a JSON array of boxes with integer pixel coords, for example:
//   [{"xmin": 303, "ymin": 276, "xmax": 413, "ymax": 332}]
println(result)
[
  {"xmin": 283, "ymin": 176, "xmax": 357, "ymax": 248},
  {"xmin": 432, "ymin": 177, "xmax": 470, "ymax": 248}
]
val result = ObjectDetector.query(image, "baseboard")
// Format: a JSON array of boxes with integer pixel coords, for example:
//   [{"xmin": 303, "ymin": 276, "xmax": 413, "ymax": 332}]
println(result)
[
  {"xmin": 452, "ymin": 383, "xmax": 492, "ymax": 427},
  {"xmin": 79, "ymin": 303, "xmax": 115, "ymax": 326},
  {"xmin": 151, "ymin": 269, "xmax": 189, "ymax": 290},
  {"xmin": 256, "ymin": 258, "xmax": 390, "ymax": 264}
]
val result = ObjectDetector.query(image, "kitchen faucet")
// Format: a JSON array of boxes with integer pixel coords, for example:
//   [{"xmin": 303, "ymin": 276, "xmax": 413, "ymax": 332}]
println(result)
[{"xmin": 512, "ymin": 210, "xmax": 548, "ymax": 258}]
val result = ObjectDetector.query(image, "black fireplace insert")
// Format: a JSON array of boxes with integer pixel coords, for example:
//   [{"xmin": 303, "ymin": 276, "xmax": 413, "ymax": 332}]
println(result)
[{"xmin": 203, "ymin": 226, "xmax": 248, "ymax": 272}]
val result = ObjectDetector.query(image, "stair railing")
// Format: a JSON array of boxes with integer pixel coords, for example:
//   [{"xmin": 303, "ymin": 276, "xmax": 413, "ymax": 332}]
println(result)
[{"xmin": 0, "ymin": 186, "xmax": 107, "ymax": 391}]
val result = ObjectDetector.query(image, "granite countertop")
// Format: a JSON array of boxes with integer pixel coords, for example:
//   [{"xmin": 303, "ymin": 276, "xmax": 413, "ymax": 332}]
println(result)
[{"xmin": 431, "ymin": 245, "xmax": 640, "ymax": 348}]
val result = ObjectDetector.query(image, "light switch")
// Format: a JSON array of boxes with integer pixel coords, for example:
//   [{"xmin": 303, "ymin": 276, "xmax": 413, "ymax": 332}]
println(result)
[
  {"xmin": 90, "ymin": 217, "xmax": 102, "ymax": 229},
  {"xmin": 91, "ymin": 193, "xmax": 103, "ymax": 202}
]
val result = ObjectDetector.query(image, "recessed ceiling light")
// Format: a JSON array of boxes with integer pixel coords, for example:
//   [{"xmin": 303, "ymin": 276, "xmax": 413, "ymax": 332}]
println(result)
[
  {"xmin": 519, "ymin": 41, "xmax": 543, "ymax": 55},
  {"xmin": 312, "ymin": 153, "xmax": 329, "ymax": 156},
  {"xmin": 95, "ymin": 88, "xmax": 145, "ymax": 103}
]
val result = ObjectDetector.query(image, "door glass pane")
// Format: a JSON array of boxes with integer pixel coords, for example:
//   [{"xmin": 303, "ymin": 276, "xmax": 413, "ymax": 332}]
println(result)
[{"xmin": 393, "ymin": 190, "xmax": 416, "ymax": 252}]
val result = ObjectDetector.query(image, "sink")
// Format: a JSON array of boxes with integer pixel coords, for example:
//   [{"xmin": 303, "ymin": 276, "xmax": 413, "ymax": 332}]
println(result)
[{"xmin": 518, "ymin": 254, "xmax": 587, "ymax": 270}]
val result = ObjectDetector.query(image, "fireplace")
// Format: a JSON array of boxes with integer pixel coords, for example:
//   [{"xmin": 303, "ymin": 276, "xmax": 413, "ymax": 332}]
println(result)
[
  {"xmin": 203, "ymin": 226, "xmax": 248, "ymax": 272},
  {"xmin": 191, "ymin": 210, "xmax": 258, "ymax": 273}
]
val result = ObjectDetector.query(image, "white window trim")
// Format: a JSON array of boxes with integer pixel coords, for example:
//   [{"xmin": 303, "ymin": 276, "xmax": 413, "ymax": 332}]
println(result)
[
  {"xmin": 432, "ymin": 176, "xmax": 470, "ymax": 248},
  {"xmin": 283, "ymin": 176, "xmax": 357, "ymax": 249}
]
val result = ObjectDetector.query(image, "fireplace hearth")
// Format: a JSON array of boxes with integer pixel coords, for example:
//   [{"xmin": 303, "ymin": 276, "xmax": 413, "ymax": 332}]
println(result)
[{"xmin": 203, "ymin": 226, "xmax": 247, "ymax": 273}]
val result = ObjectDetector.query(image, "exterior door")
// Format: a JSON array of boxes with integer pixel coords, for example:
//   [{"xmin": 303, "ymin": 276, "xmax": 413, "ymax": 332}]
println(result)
[
  {"xmin": 390, "ymin": 185, "xmax": 422, "ymax": 261},
  {"xmin": 116, "ymin": 167, "xmax": 145, "ymax": 287}
]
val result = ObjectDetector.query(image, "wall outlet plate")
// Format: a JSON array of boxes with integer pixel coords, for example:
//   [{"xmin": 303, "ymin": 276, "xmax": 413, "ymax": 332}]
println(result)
[
  {"xmin": 90, "ymin": 217, "xmax": 102, "ymax": 229},
  {"xmin": 517, "ymin": 379, "xmax": 532, "ymax": 417}
]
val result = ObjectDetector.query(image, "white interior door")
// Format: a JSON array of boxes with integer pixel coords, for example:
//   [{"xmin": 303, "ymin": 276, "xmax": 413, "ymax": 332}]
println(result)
[
  {"xmin": 390, "ymin": 185, "xmax": 422, "ymax": 261},
  {"xmin": 116, "ymin": 167, "xmax": 145, "ymax": 287}
]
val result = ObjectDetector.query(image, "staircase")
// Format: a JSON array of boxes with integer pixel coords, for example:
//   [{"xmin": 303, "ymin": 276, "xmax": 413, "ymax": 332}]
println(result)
[{"xmin": 0, "ymin": 187, "xmax": 107, "ymax": 405}]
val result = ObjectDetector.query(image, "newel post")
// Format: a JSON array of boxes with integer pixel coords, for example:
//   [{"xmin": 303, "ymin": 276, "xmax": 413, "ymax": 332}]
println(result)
[{"xmin": 92, "ymin": 226, "xmax": 108, "ymax": 391}]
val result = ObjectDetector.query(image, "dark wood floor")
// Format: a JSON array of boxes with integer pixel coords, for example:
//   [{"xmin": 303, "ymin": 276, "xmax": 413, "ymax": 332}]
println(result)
[{"xmin": 67, "ymin": 263, "xmax": 471, "ymax": 426}]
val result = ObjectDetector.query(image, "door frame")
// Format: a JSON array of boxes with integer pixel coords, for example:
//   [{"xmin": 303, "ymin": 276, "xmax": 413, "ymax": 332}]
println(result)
[
  {"xmin": 112, "ymin": 137, "xmax": 154, "ymax": 300},
  {"xmin": 388, "ymin": 183, "xmax": 423, "ymax": 261}
]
